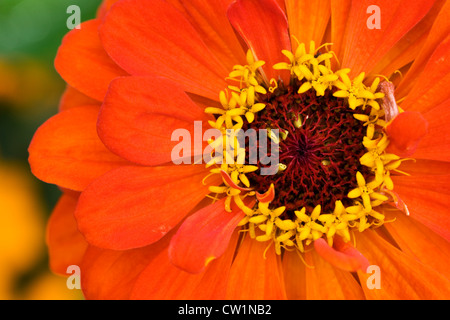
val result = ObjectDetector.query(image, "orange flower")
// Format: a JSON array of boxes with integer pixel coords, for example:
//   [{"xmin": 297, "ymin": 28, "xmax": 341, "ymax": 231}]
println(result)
[{"xmin": 29, "ymin": 0, "xmax": 450, "ymax": 299}]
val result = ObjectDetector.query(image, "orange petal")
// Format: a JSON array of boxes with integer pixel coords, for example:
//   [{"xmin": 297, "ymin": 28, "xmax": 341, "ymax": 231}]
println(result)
[
  {"xmin": 397, "ymin": 159, "xmax": 450, "ymax": 176},
  {"xmin": 370, "ymin": 0, "xmax": 446, "ymax": 78},
  {"xmin": 285, "ymin": 0, "xmax": 330, "ymax": 47},
  {"xmin": 274, "ymin": 0, "xmax": 286, "ymax": 11},
  {"xmin": 98, "ymin": 76, "xmax": 211, "ymax": 166},
  {"xmin": 54, "ymin": 19, "xmax": 128, "ymax": 101},
  {"xmin": 399, "ymin": 35, "xmax": 450, "ymax": 114},
  {"xmin": 314, "ymin": 237, "xmax": 370, "ymax": 272},
  {"xmin": 413, "ymin": 98, "xmax": 450, "ymax": 162},
  {"xmin": 165, "ymin": 0, "xmax": 185, "ymax": 11},
  {"xmin": 396, "ymin": 0, "xmax": 450, "ymax": 99},
  {"xmin": 227, "ymin": 0, "xmax": 291, "ymax": 84},
  {"xmin": 339, "ymin": 0, "xmax": 435, "ymax": 78},
  {"xmin": 330, "ymin": 0, "xmax": 352, "ymax": 64},
  {"xmin": 304, "ymin": 248, "xmax": 365, "ymax": 299},
  {"xmin": 58, "ymin": 85, "xmax": 100, "ymax": 112},
  {"xmin": 99, "ymin": 0, "xmax": 228, "ymax": 101},
  {"xmin": 80, "ymin": 244, "xmax": 156, "ymax": 300},
  {"xmin": 177, "ymin": 0, "xmax": 247, "ymax": 70},
  {"xmin": 28, "ymin": 105, "xmax": 128, "ymax": 191},
  {"xmin": 385, "ymin": 111, "xmax": 429, "ymax": 157},
  {"xmin": 281, "ymin": 250, "xmax": 306, "ymax": 299},
  {"xmin": 226, "ymin": 235, "xmax": 287, "ymax": 299},
  {"xmin": 75, "ymin": 165, "xmax": 219, "ymax": 250},
  {"xmin": 169, "ymin": 198, "xmax": 245, "ymax": 274},
  {"xmin": 96, "ymin": 0, "xmax": 120, "ymax": 19},
  {"xmin": 131, "ymin": 231, "xmax": 239, "ymax": 299},
  {"xmin": 355, "ymin": 230, "xmax": 450, "ymax": 299},
  {"xmin": 391, "ymin": 173, "xmax": 450, "ymax": 242},
  {"xmin": 383, "ymin": 209, "xmax": 450, "ymax": 279},
  {"xmin": 46, "ymin": 192, "xmax": 88, "ymax": 275}
]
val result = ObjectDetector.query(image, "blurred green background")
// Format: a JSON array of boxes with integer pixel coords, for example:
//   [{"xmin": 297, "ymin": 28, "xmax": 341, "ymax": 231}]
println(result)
[{"xmin": 0, "ymin": 0, "xmax": 101, "ymax": 299}]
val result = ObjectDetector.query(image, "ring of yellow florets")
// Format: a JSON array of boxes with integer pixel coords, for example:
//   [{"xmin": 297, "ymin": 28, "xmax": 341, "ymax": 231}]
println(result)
[{"xmin": 204, "ymin": 41, "xmax": 410, "ymax": 254}]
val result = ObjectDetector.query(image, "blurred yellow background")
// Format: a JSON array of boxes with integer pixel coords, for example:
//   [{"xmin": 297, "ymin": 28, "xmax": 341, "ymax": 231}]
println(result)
[{"xmin": 0, "ymin": 0, "xmax": 101, "ymax": 300}]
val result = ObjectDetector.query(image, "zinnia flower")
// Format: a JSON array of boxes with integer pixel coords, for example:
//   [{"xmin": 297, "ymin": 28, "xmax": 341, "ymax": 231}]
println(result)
[{"xmin": 29, "ymin": 0, "xmax": 450, "ymax": 300}]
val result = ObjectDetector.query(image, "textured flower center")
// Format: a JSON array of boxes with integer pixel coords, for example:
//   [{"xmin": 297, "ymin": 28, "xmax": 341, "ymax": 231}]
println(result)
[
  {"xmin": 244, "ymin": 81, "xmax": 371, "ymax": 214},
  {"xmin": 205, "ymin": 42, "xmax": 409, "ymax": 254}
]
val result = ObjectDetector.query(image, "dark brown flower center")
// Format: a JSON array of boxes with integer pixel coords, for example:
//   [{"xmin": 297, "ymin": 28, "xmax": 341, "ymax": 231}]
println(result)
[{"xmin": 244, "ymin": 80, "xmax": 371, "ymax": 215}]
